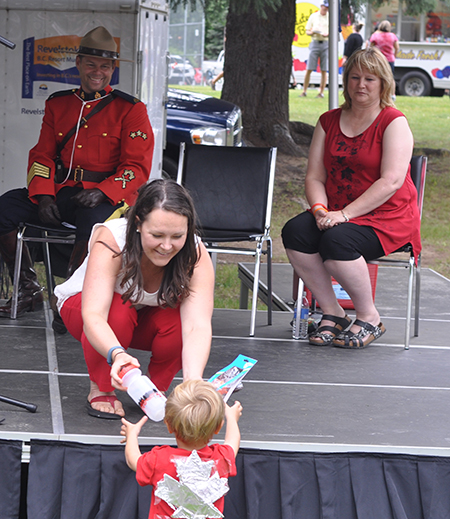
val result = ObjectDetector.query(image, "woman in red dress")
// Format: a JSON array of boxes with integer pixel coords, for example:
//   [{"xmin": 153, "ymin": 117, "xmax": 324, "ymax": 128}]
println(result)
[{"xmin": 282, "ymin": 47, "xmax": 421, "ymax": 349}]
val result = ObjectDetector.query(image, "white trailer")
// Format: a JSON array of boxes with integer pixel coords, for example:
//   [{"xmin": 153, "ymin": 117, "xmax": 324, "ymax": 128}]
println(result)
[
  {"xmin": 0, "ymin": 0, "xmax": 168, "ymax": 193},
  {"xmin": 395, "ymin": 41, "xmax": 450, "ymax": 96},
  {"xmin": 292, "ymin": 0, "xmax": 450, "ymax": 96}
]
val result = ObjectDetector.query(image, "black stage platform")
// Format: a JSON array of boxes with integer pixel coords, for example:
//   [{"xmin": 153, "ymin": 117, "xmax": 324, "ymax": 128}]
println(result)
[{"xmin": 2, "ymin": 265, "xmax": 450, "ymax": 518}]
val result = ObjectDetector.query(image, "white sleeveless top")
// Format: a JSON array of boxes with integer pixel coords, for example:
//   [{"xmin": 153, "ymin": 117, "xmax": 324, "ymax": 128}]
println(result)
[{"xmin": 54, "ymin": 218, "xmax": 160, "ymax": 312}]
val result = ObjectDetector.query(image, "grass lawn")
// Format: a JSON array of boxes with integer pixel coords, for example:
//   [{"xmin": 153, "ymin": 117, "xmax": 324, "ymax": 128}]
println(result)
[{"xmin": 174, "ymin": 85, "xmax": 450, "ymax": 151}]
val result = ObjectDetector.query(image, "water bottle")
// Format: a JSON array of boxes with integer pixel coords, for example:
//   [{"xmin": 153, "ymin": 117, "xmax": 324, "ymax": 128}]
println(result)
[
  {"xmin": 292, "ymin": 291, "xmax": 309, "ymax": 339},
  {"xmin": 119, "ymin": 365, "xmax": 167, "ymax": 421}
]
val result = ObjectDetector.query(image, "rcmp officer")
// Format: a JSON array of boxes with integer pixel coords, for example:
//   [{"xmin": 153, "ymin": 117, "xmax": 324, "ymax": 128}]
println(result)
[{"xmin": 0, "ymin": 26, "xmax": 154, "ymax": 322}]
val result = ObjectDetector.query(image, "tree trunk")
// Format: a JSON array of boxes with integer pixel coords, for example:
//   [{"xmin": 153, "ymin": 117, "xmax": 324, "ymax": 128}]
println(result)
[{"xmin": 222, "ymin": 0, "xmax": 303, "ymax": 155}]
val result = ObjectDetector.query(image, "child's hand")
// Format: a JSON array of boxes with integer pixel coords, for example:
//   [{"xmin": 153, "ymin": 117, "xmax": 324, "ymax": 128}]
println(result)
[
  {"xmin": 120, "ymin": 415, "xmax": 148, "ymax": 444},
  {"xmin": 225, "ymin": 400, "xmax": 243, "ymax": 423}
]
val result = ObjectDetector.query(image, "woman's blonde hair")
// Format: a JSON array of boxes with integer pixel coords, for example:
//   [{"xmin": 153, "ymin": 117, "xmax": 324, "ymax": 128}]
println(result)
[
  {"xmin": 341, "ymin": 47, "xmax": 395, "ymax": 110},
  {"xmin": 378, "ymin": 20, "xmax": 391, "ymax": 32},
  {"xmin": 165, "ymin": 380, "xmax": 225, "ymax": 444}
]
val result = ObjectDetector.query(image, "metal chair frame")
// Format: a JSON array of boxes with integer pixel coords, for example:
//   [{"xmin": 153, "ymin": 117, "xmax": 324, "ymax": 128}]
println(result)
[
  {"xmin": 367, "ymin": 155, "xmax": 427, "ymax": 349},
  {"xmin": 11, "ymin": 222, "xmax": 76, "ymax": 319}
]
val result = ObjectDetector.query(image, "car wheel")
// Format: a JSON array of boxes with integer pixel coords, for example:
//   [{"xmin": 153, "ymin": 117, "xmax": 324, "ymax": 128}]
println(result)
[
  {"xmin": 399, "ymin": 71, "xmax": 431, "ymax": 97},
  {"xmin": 162, "ymin": 155, "xmax": 178, "ymax": 180}
]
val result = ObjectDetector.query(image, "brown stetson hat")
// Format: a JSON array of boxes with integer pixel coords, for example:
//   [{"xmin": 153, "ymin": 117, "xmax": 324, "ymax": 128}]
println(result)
[{"xmin": 72, "ymin": 26, "xmax": 131, "ymax": 62}]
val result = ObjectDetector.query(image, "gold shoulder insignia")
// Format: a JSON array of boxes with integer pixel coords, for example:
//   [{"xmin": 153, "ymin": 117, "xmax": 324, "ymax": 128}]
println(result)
[{"xmin": 27, "ymin": 162, "xmax": 50, "ymax": 187}]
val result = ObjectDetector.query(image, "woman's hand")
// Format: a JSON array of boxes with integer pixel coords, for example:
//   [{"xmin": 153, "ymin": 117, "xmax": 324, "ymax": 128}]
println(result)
[
  {"xmin": 315, "ymin": 210, "xmax": 348, "ymax": 231},
  {"xmin": 110, "ymin": 351, "xmax": 141, "ymax": 390}
]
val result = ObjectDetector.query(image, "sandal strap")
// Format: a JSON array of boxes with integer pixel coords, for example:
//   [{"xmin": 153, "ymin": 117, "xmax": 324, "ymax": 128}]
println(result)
[
  {"xmin": 314, "ymin": 325, "xmax": 341, "ymax": 335},
  {"xmin": 310, "ymin": 314, "xmax": 352, "ymax": 346},
  {"xmin": 353, "ymin": 319, "xmax": 384, "ymax": 338},
  {"xmin": 321, "ymin": 314, "xmax": 352, "ymax": 330}
]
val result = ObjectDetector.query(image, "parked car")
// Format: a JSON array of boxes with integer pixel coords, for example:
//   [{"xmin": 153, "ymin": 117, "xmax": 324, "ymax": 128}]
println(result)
[
  {"xmin": 163, "ymin": 87, "xmax": 243, "ymax": 179},
  {"xmin": 168, "ymin": 55, "xmax": 196, "ymax": 85},
  {"xmin": 202, "ymin": 50, "xmax": 224, "ymax": 86}
]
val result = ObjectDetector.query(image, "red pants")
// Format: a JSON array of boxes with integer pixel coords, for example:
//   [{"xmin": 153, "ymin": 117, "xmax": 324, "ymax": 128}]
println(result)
[{"xmin": 60, "ymin": 292, "xmax": 183, "ymax": 392}]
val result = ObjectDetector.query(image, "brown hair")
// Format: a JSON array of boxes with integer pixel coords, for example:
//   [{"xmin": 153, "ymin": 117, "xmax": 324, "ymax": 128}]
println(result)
[
  {"xmin": 165, "ymin": 380, "xmax": 225, "ymax": 445},
  {"xmin": 341, "ymin": 47, "xmax": 395, "ymax": 110},
  {"xmin": 120, "ymin": 179, "xmax": 199, "ymax": 307}
]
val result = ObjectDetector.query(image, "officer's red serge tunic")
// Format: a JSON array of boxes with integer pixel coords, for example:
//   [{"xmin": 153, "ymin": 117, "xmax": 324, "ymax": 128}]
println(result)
[{"xmin": 27, "ymin": 85, "xmax": 154, "ymax": 206}]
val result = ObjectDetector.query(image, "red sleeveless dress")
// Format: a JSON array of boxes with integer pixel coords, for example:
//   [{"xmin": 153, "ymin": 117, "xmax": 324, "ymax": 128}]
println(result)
[{"xmin": 319, "ymin": 107, "xmax": 422, "ymax": 257}]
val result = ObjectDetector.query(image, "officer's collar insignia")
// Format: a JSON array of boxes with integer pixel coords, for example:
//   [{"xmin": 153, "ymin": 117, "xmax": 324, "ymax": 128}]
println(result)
[{"xmin": 79, "ymin": 88, "xmax": 108, "ymax": 101}]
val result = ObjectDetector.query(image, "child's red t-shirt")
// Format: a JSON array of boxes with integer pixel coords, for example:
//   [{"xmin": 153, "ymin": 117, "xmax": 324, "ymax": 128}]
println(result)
[{"xmin": 136, "ymin": 443, "xmax": 237, "ymax": 519}]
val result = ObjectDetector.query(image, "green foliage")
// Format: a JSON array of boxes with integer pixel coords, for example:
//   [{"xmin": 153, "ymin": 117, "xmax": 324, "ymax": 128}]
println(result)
[
  {"xmin": 204, "ymin": 0, "xmax": 228, "ymax": 59},
  {"xmin": 340, "ymin": 0, "xmax": 367, "ymax": 24}
]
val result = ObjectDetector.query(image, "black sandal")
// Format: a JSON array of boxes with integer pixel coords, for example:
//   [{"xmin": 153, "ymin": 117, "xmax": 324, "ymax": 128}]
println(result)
[
  {"xmin": 309, "ymin": 314, "xmax": 352, "ymax": 346},
  {"xmin": 332, "ymin": 319, "xmax": 386, "ymax": 349}
]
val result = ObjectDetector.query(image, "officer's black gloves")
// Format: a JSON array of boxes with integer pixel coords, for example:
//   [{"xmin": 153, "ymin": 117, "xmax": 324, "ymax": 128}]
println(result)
[
  {"xmin": 37, "ymin": 195, "xmax": 61, "ymax": 226},
  {"xmin": 72, "ymin": 188, "xmax": 107, "ymax": 208}
]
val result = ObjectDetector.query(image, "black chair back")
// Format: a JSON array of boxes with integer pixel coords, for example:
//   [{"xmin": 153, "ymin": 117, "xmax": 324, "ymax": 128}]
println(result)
[
  {"xmin": 179, "ymin": 145, "xmax": 275, "ymax": 240},
  {"xmin": 409, "ymin": 155, "xmax": 427, "ymax": 217}
]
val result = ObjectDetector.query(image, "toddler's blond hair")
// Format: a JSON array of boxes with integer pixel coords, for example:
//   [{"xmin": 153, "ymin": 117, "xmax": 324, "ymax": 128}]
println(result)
[{"xmin": 165, "ymin": 380, "xmax": 225, "ymax": 444}]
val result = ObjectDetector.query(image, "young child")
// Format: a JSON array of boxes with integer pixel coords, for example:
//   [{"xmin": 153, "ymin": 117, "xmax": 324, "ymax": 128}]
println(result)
[{"xmin": 120, "ymin": 379, "xmax": 243, "ymax": 519}]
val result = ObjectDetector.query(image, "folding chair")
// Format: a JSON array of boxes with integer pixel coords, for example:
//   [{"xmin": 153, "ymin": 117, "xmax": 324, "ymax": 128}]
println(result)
[
  {"xmin": 294, "ymin": 155, "xmax": 427, "ymax": 350},
  {"xmin": 177, "ymin": 143, "xmax": 277, "ymax": 336},
  {"xmin": 11, "ymin": 222, "xmax": 76, "ymax": 319},
  {"xmin": 367, "ymin": 155, "xmax": 427, "ymax": 349}
]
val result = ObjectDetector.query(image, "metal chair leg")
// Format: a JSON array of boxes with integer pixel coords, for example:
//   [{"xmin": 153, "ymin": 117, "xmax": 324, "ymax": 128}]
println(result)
[
  {"xmin": 249, "ymin": 241, "xmax": 263, "ymax": 337},
  {"xmin": 266, "ymin": 237, "xmax": 272, "ymax": 326},
  {"xmin": 414, "ymin": 253, "xmax": 421, "ymax": 337},
  {"xmin": 11, "ymin": 227, "xmax": 25, "ymax": 320},
  {"xmin": 404, "ymin": 254, "xmax": 415, "ymax": 350},
  {"xmin": 42, "ymin": 231, "xmax": 55, "ymax": 298}
]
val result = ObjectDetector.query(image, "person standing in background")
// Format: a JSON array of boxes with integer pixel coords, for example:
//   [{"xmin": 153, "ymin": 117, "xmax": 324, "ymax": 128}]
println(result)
[
  {"xmin": 342, "ymin": 23, "xmax": 364, "ymax": 66},
  {"xmin": 301, "ymin": 1, "xmax": 329, "ymax": 98},
  {"xmin": 369, "ymin": 20, "xmax": 399, "ymax": 74}
]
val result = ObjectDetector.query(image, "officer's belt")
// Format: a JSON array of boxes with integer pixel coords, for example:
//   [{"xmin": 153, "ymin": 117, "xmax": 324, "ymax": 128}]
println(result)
[{"xmin": 64, "ymin": 167, "xmax": 115, "ymax": 183}]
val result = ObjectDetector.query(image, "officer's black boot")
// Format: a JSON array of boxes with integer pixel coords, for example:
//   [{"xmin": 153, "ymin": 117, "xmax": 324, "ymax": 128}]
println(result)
[
  {"xmin": 66, "ymin": 240, "xmax": 88, "ymax": 279},
  {"xmin": 51, "ymin": 239, "xmax": 88, "ymax": 334},
  {"xmin": 0, "ymin": 230, "xmax": 44, "ymax": 318}
]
